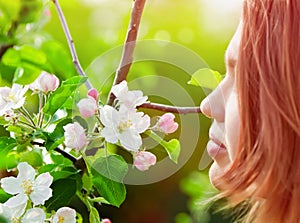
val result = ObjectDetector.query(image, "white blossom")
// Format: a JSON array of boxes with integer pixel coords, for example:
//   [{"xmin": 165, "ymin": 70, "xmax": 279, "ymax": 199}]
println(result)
[
  {"xmin": 111, "ymin": 81, "xmax": 148, "ymax": 109},
  {"xmin": 21, "ymin": 208, "xmax": 46, "ymax": 223},
  {"xmin": 0, "ymin": 194, "xmax": 27, "ymax": 222},
  {"xmin": 0, "ymin": 84, "xmax": 28, "ymax": 116},
  {"xmin": 0, "ymin": 162, "xmax": 53, "ymax": 206},
  {"xmin": 63, "ymin": 122, "xmax": 87, "ymax": 151},
  {"xmin": 100, "ymin": 105, "xmax": 150, "ymax": 152},
  {"xmin": 53, "ymin": 207, "xmax": 76, "ymax": 223}
]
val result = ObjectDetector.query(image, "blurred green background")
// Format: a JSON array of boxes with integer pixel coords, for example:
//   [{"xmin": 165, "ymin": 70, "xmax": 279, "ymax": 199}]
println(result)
[{"xmin": 1, "ymin": 0, "xmax": 242, "ymax": 222}]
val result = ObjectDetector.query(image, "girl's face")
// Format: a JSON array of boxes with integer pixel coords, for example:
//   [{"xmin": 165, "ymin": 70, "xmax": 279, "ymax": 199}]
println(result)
[{"xmin": 200, "ymin": 23, "xmax": 242, "ymax": 186}]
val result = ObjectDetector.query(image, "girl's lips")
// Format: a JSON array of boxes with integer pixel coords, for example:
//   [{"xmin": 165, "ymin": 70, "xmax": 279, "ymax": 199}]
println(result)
[{"xmin": 207, "ymin": 139, "xmax": 227, "ymax": 158}]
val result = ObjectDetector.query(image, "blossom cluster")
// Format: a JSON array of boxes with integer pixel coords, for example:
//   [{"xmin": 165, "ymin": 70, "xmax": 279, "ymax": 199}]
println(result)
[
  {"xmin": 72, "ymin": 80, "xmax": 179, "ymax": 171},
  {"xmin": 0, "ymin": 162, "xmax": 76, "ymax": 223},
  {"xmin": 0, "ymin": 71, "xmax": 179, "ymax": 222}
]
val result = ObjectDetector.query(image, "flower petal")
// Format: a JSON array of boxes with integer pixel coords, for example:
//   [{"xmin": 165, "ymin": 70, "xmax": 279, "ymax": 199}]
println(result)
[
  {"xmin": 0, "ymin": 176, "xmax": 21, "ymax": 195},
  {"xmin": 30, "ymin": 187, "xmax": 52, "ymax": 205},
  {"xmin": 100, "ymin": 127, "xmax": 118, "ymax": 144},
  {"xmin": 21, "ymin": 208, "xmax": 46, "ymax": 223},
  {"xmin": 34, "ymin": 173, "xmax": 53, "ymax": 188},
  {"xmin": 119, "ymin": 130, "xmax": 142, "ymax": 152},
  {"xmin": 134, "ymin": 114, "xmax": 150, "ymax": 133},
  {"xmin": 99, "ymin": 105, "xmax": 120, "ymax": 127},
  {"xmin": 4, "ymin": 193, "xmax": 28, "ymax": 218},
  {"xmin": 111, "ymin": 80, "xmax": 128, "ymax": 98},
  {"xmin": 17, "ymin": 162, "xmax": 36, "ymax": 182},
  {"xmin": 53, "ymin": 207, "xmax": 76, "ymax": 223}
]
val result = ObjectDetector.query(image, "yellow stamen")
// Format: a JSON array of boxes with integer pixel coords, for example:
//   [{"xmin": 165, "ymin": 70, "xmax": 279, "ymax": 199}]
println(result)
[
  {"xmin": 58, "ymin": 215, "xmax": 65, "ymax": 223},
  {"xmin": 118, "ymin": 120, "xmax": 133, "ymax": 132},
  {"xmin": 21, "ymin": 179, "xmax": 33, "ymax": 195}
]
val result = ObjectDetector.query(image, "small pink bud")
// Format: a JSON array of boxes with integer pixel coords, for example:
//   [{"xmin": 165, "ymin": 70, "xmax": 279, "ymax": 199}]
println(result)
[
  {"xmin": 63, "ymin": 122, "xmax": 87, "ymax": 151},
  {"xmin": 88, "ymin": 88, "xmax": 99, "ymax": 101},
  {"xmin": 30, "ymin": 71, "xmax": 60, "ymax": 93},
  {"xmin": 102, "ymin": 219, "xmax": 112, "ymax": 223},
  {"xmin": 134, "ymin": 151, "xmax": 156, "ymax": 171},
  {"xmin": 156, "ymin": 113, "xmax": 178, "ymax": 134},
  {"xmin": 77, "ymin": 97, "xmax": 98, "ymax": 118}
]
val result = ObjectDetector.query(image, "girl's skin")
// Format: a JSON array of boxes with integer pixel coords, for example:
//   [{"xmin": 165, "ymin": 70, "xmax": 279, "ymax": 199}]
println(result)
[{"xmin": 200, "ymin": 22, "xmax": 242, "ymax": 186}]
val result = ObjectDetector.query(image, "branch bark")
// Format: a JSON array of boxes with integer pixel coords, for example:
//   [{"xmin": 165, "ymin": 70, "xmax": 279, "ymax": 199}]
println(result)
[
  {"xmin": 107, "ymin": 0, "xmax": 146, "ymax": 105},
  {"xmin": 52, "ymin": 0, "xmax": 93, "ymax": 90},
  {"xmin": 139, "ymin": 102, "xmax": 202, "ymax": 114}
]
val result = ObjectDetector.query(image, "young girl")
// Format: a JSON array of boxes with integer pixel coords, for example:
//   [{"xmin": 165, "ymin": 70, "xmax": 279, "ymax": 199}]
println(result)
[{"xmin": 200, "ymin": 0, "xmax": 300, "ymax": 222}]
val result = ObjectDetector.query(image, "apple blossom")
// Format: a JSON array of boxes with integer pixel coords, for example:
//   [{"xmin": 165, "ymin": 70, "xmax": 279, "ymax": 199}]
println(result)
[
  {"xmin": 102, "ymin": 218, "xmax": 112, "ymax": 223},
  {"xmin": 155, "ymin": 113, "xmax": 178, "ymax": 134},
  {"xmin": 0, "ymin": 162, "xmax": 53, "ymax": 206},
  {"xmin": 133, "ymin": 151, "xmax": 157, "ymax": 171},
  {"xmin": 111, "ymin": 80, "xmax": 148, "ymax": 108},
  {"xmin": 0, "ymin": 194, "xmax": 27, "ymax": 222},
  {"xmin": 29, "ymin": 71, "xmax": 59, "ymax": 93},
  {"xmin": 77, "ymin": 96, "xmax": 98, "ymax": 118},
  {"xmin": 88, "ymin": 88, "xmax": 99, "ymax": 101},
  {"xmin": 53, "ymin": 207, "xmax": 76, "ymax": 223},
  {"xmin": 0, "ymin": 84, "xmax": 28, "ymax": 116},
  {"xmin": 21, "ymin": 208, "xmax": 46, "ymax": 223},
  {"xmin": 100, "ymin": 105, "xmax": 150, "ymax": 152},
  {"xmin": 63, "ymin": 122, "xmax": 87, "ymax": 151}
]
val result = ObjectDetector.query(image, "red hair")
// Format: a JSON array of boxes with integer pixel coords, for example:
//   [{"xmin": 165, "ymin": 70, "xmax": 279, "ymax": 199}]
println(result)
[{"xmin": 216, "ymin": 1, "xmax": 300, "ymax": 222}]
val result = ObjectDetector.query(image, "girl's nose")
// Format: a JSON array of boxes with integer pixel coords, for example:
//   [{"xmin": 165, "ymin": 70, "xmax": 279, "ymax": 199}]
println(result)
[{"xmin": 200, "ymin": 86, "xmax": 225, "ymax": 122}]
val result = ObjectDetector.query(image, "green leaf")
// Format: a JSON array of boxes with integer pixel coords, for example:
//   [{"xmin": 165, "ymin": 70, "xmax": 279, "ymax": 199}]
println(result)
[
  {"xmin": 89, "ymin": 207, "xmax": 101, "ymax": 223},
  {"xmin": 13, "ymin": 65, "xmax": 41, "ymax": 84},
  {"xmin": 91, "ymin": 155, "xmax": 128, "ymax": 207},
  {"xmin": 0, "ymin": 0, "xmax": 21, "ymax": 20},
  {"xmin": 41, "ymin": 41, "xmax": 75, "ymax": 79},
  {"xmin": 160, "ymin": 139, "xmax": 181, "ymax": 164},
  {"xmin": 2, "ymin": 46, "xmax": 48, "ymax": 84},
  {"xmin": 146, "ymin": 131, "xmax": 181, "ymax": 164},
  {"xmin": 45, "ymin": 178, "xmax": 77, "ymax": 211},
  {"xmin": 20, "ymin": 150, "xmax": 43, "ymax": 167},
  {"xmin": 0, "ymin": 188, "xmax": 12, "ymax": 203},
  {"xmin": 0, "ymin": 137, "xmax": 17, "ymax": 169},
  {"xmin": 19, "ymin": 0, "xmax": 43, "ymax": 24},
  {"xmin": 43, "ymin": 76, "xmax": 88, "ymax": 115},
  {"xmin": 188, "ymin": 68, "xmax": 222, "ymax": 90},
  {"xmin": 3, "ymin": 45, "xmax": 47, "ymax": 67},
  {"xmin": 51, "ymin": 170, "xmax": 80, "ymax": 182},
  {"xmin": 82, "ymin": 173, "xmax": 93, "ymax": 191}
]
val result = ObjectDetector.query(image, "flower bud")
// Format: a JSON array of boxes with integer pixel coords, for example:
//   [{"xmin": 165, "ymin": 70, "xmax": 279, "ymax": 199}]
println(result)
[
  {"xmin": 102, "ymin": 219, "xmax": 112, "ymax": 223},
  {"xmin": 156, "ymin": 113, "xmax": 178, "ymax": 134},
  {"xmin": 30, "ymin": 71, "xmax": 59, "ymax": 93},
  {"xmin": 134, "ymin": 151, "xmax": 156, "ymax": 171},
  {"xmin": 77, "ymin": 96, "xmax": 98, "ymax": 118},
  {"xmin": 88, "ymin": 88, "xmax": 99, "ymax": 101},
  {"xmin": 63, "ymin": 122, "xmax": 87, "ymax": 151},
  {"xmin": 53, "ymin": 207, "xmax": 76, "ymax": 223}
]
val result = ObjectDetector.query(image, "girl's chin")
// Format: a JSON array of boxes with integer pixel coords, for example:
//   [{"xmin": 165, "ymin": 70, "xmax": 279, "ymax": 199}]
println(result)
[{"xmin": 209, "ymin": 155, "xmax": 231, "ymax": 189}]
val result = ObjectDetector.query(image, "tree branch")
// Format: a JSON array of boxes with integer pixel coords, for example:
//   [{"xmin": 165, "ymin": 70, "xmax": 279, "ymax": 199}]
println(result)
[
  {"xmin": 107, "ymin": 0, "xmax": 146, "ymax": 105},
  {"xmin": 52, "ymin": 0, "xmax": 93, "ymax": 90},
  {"xmin": 139, "ymin": 102, "xmax": 202, "ymax": 114}
]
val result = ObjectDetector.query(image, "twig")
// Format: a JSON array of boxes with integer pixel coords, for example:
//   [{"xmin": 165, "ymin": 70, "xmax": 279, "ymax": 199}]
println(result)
[
  {"xmin": 139, "ymin": 102, "xmax": 202, "ymax": 114},
  {"xmin": 52, "ymin": 0, "xmax": 92, "ymax": 90},
  {"xmin": 107, "ymin": 0, "xmax": 146, "ymax": 105}
]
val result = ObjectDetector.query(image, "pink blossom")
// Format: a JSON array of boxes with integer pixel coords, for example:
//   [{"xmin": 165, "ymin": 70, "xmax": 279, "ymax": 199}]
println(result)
[
  {"xmin": 63, "ymin": 122, "xmax": 87, "ymax": 151},
  {"xmin": 134, "ymin": 151, "xmax": 157, "ymax": 171},
  {"xmin": 88, "ymin": 88, "xmax": 99, "ymax": 101},
  {"xmin": 102, "ymin": 219, "xmax": 112, "ymax": 223},
  {"xmin": 77, "ymin": 96, "xmax": 98, "ymax": 118},
  {"xmin": 156, "ymin": 113, "xmax": 178, "ymax": 134},
  {"xmin": 30, "ymin": 71, "xmax": 59, "ymax": 93}
]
